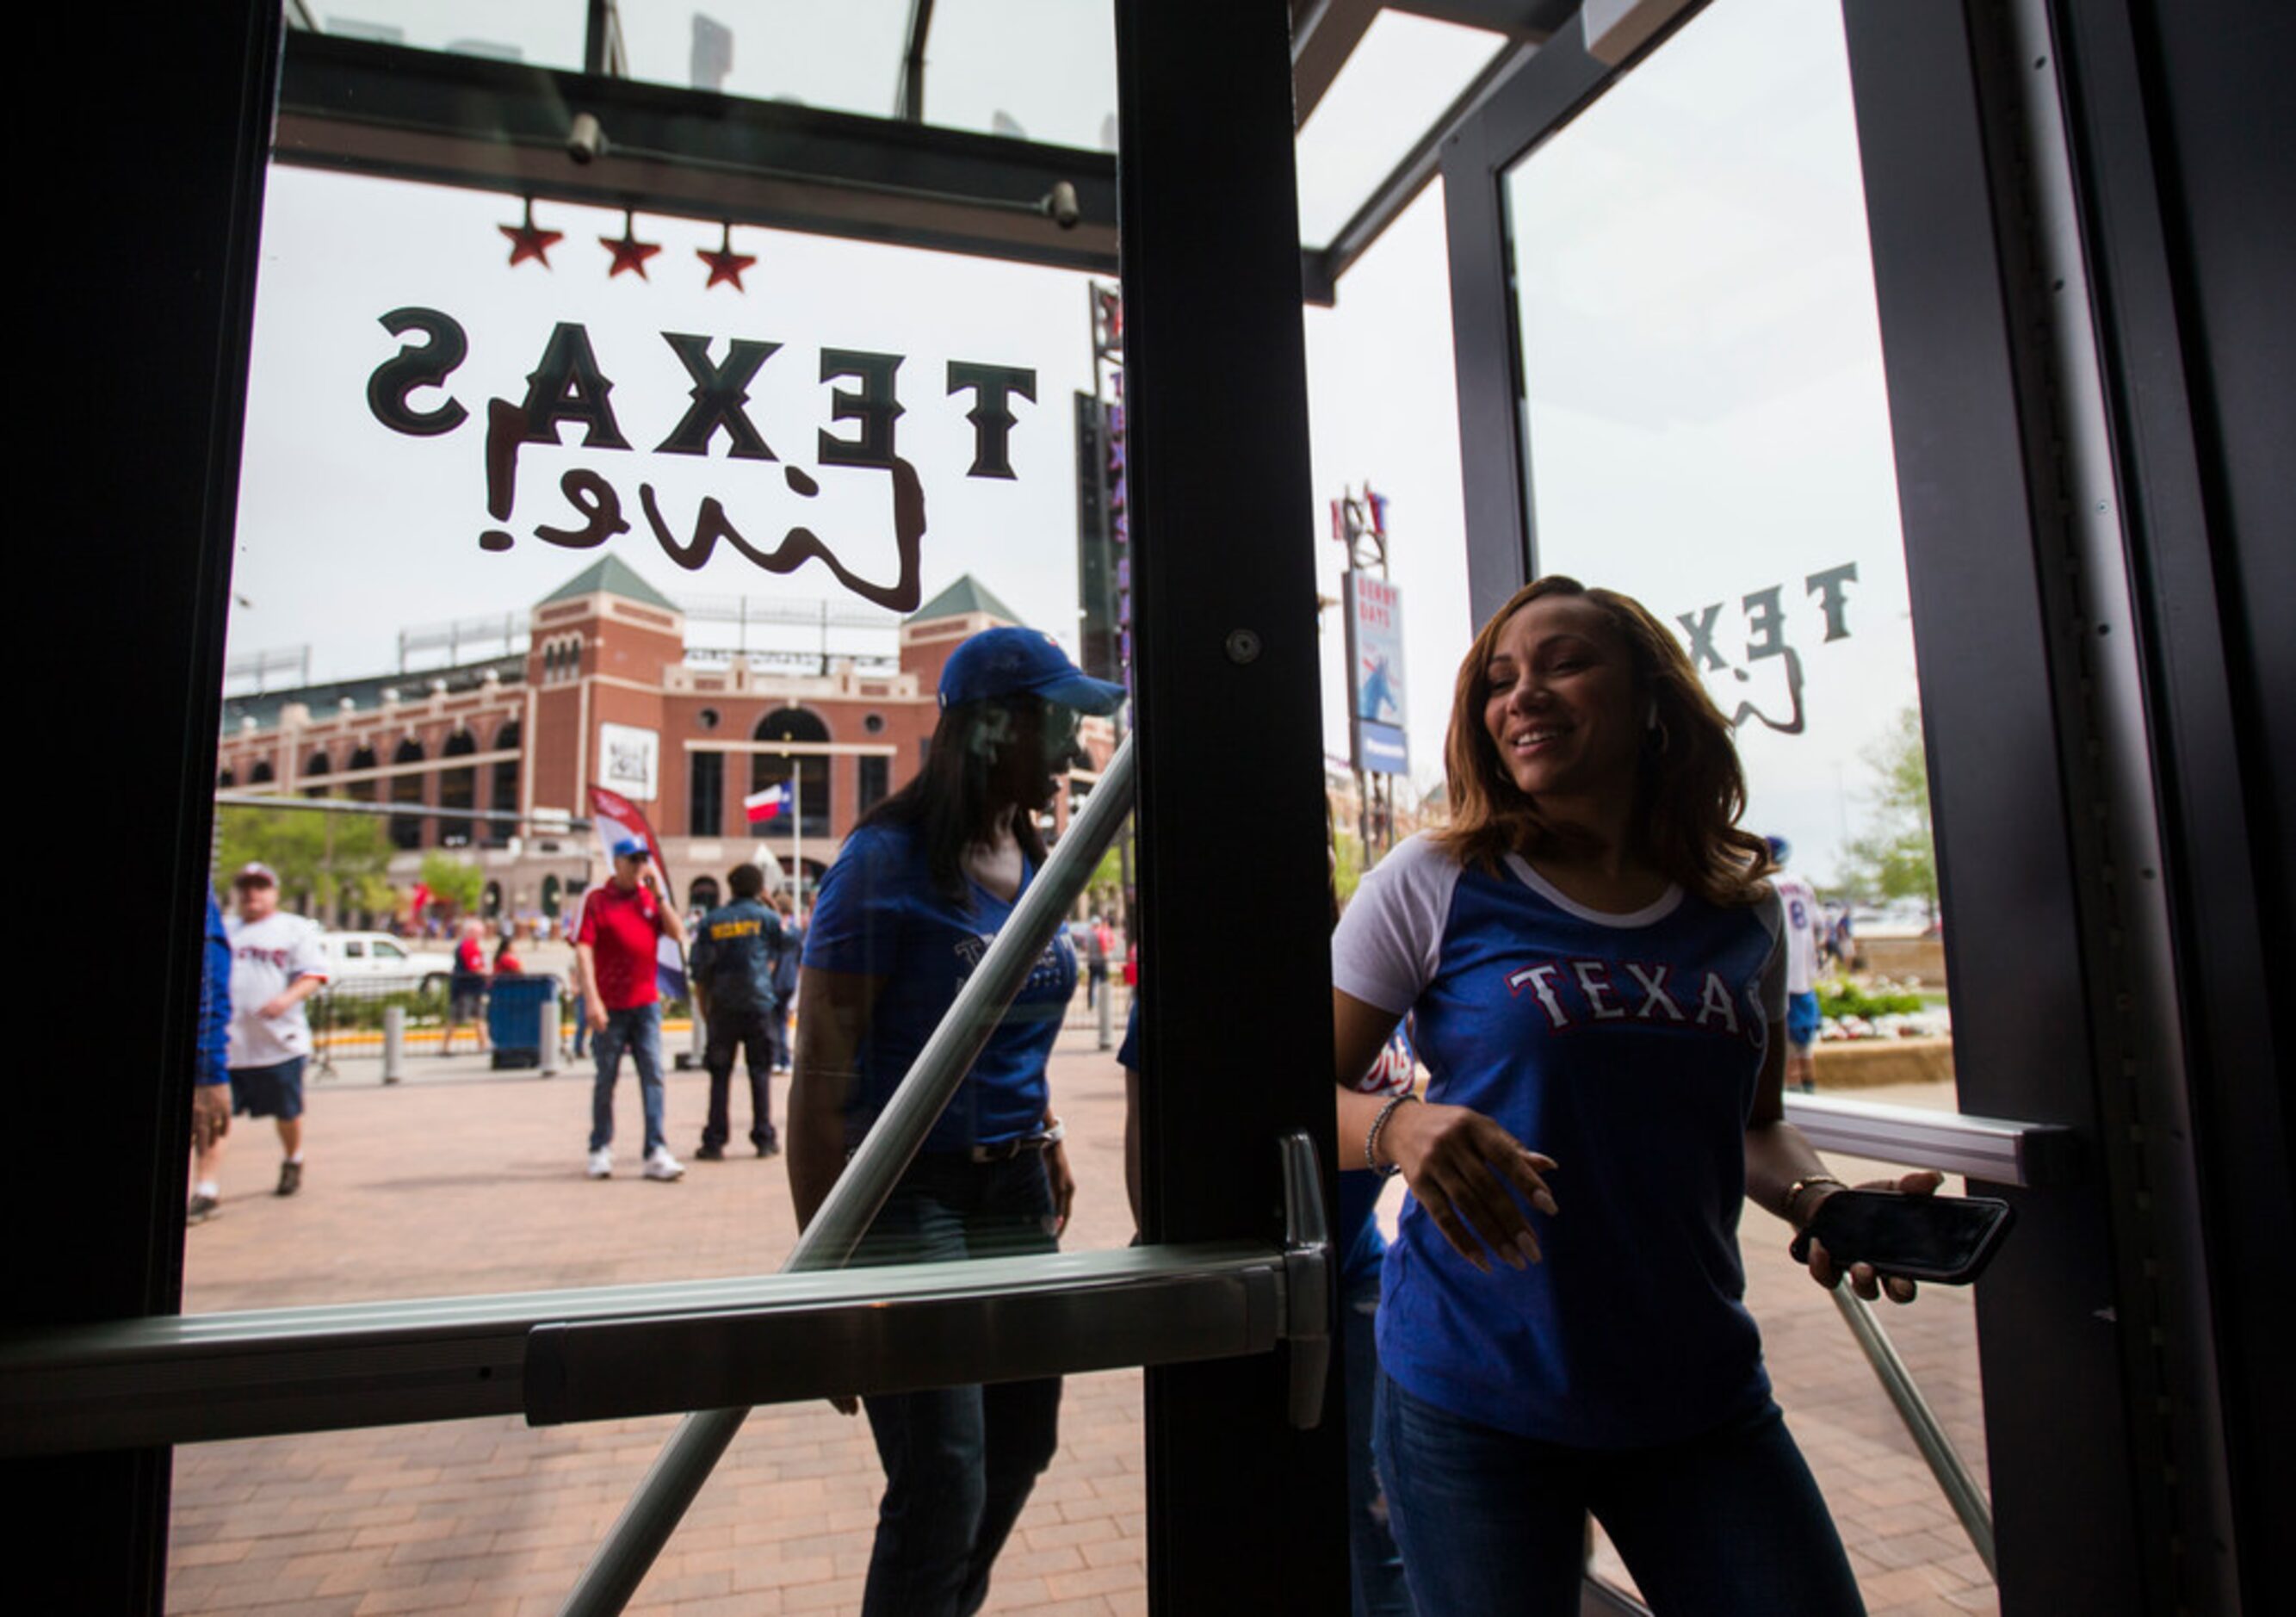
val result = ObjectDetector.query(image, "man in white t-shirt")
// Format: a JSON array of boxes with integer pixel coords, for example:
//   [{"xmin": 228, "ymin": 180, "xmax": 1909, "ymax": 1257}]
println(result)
[
  {"xmin": 1767, "ymin": 837, "xmax": 1823, "ymax": 1094},
  {"xmin": 225, "ymin": 862, "xmax": 329, "ymax": 1197}
]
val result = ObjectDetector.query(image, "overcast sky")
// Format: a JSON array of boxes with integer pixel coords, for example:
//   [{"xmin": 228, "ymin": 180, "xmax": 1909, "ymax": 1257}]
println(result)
[{"xmin": 242, "ymin": 0, "xmax": 1918, "ymax": 885}]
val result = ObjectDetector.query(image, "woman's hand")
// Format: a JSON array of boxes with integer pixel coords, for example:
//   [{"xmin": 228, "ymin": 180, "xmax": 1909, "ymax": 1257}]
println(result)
[
  {"xmin": 1382, "ymin": 1100, "xmax": 1559, "ymax": 1274},
  {"xmin": 1801, "ymin": 1168, "xmax": 1944, "ymax": 1304},
  {"xmin": 1043, "ymin": 1140, "xmax": 1076, "ymax": 1238}
]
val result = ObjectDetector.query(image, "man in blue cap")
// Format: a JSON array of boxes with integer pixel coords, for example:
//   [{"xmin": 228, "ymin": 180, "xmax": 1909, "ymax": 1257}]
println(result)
[{"xmin": 573, "ymin": 837, "xmax": 690, "ymax": 1179}]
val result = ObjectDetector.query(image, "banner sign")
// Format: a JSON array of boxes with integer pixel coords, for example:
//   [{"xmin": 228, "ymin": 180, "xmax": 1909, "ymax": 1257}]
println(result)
[
  {"xmin": 1344, "ymin": 571, "xmax": 1408, "ymax": 777},
  {"xmin": 597, "ymin": 722, "xmax": 660, "ymax": 801}
]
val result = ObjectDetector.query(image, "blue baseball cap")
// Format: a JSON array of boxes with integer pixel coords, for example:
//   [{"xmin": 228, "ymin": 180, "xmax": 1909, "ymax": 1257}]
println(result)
[
  {"xmin": 938, "ymin": 627, "xmax": 1125, "ymax": 716},
  {"xmin": 610, "ymin": 837, "xmax": 650, "ymax": 861}
]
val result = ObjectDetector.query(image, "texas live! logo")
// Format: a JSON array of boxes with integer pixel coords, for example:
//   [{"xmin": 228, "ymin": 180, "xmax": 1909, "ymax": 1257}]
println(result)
[
  {"xmin": 1674, "ymin": 563, "xmax": 1859, "ymax": 737},
  {"xmin": 364, "ymin": 307, "xmax": 1038, "ymax": 614}
]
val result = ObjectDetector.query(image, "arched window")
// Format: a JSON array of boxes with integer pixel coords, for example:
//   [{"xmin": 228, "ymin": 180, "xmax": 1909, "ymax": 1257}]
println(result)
[
  {"xmin": 439, "ymin": 730, "xmax": 478, "ymax": 848},
  {"xmin": 249, "ymin": 759, "xmax": 275, "ymax": 784},
  {"xmin": 218, "ymin": 768, "xmax": 236, "ymax": 789},
  {"xmin": 302, "ymin": 751, "xmax": 330, "ymax": 800},
  {"xmin": 540, "ymin": 873, "xmax": 562, "ymax": 920},
  {"xmin": 389, "ymin": 738, "xmax": 425, "ymax": 850},
  {"xmin": 347, "ymin": 744, "xmax": 379, "ymax": 804},
  {"xmin": 482, "ymin": 881, "xmax": 503, "ymax": 920},
  {"xmin": 751, "ymin": 708, "xmax": 830, "ymax": 838}
]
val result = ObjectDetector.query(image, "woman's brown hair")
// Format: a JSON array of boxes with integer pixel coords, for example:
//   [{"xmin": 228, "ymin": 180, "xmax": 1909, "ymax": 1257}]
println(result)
[{"xmin": 1433, "ymin": 576, "xmax": 1773, "ymax": 906}]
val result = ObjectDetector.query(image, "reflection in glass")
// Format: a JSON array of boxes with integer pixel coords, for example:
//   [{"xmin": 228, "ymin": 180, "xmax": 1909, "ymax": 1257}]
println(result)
[
  {"xmin": 299, "ymin": 0, "xmax": 586, "ymax": 69},
  {"xmin": 618, "ymin": 0, "xmax": 910, "ymax": 114},
  {"xmin": 924, "ymin": 0, "xmax": 1121, "ymax": 151}
]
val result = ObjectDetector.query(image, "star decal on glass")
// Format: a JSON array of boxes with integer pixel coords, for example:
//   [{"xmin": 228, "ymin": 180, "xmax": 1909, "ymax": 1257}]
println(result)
[
  {"xmin": 498, "ymin": 197, "xmax": 564, "ymax": 269},
  {"xmin": 600, "ymin": 209, "xmax": 663, "ymax": 279},
  {"xmin": 697, "ymin": 221, "xmax": 758, "ymax": 291}
]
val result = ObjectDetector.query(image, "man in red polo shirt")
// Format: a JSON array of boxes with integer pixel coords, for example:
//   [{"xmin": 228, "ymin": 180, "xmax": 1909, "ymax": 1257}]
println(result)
[{"xmin": 574, "ymin": 839, "xmax": 690, "ymax": 1181}]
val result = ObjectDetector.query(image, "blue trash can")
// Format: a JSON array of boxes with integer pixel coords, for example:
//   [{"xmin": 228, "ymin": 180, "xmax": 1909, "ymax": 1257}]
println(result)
[{"xmin": 486, "ymin": 975, "xmax": 560, "ymax": 1069}]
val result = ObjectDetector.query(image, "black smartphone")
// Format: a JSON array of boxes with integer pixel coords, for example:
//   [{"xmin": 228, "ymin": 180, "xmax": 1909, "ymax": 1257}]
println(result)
[{"xmin": 1787, "ymin": 1190, "xmax": 2015, "ymax": 1285}]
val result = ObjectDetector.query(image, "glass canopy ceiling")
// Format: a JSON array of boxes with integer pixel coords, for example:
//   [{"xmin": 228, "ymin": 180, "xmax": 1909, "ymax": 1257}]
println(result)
[{"xmin": 282, "ymin": 1, "xmax": 1570, "ymax": 284}]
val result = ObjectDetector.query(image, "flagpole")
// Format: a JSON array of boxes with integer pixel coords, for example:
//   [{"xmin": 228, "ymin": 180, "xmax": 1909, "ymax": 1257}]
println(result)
[{"xmin": 790, "ymin": 757, "xmax": 802, "ymax": 914}]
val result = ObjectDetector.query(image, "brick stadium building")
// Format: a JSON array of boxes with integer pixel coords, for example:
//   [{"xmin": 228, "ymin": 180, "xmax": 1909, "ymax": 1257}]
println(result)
[{"xmin": 214, "ymin": 559, "xmax": 1113, "ymax": 923}]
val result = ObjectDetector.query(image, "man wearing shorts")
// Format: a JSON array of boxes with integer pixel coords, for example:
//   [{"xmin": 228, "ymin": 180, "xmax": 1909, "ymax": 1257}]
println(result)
[
  {"xmin": 225, "ymin": 862, "xmax": 328, "ymax": 1197},
  {"xmin": 1767, "ymin": 837, "xmax": 1823, "ymax": 1094}
]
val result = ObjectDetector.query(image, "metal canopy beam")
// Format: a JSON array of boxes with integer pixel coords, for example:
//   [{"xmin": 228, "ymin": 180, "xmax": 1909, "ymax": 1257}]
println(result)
[
  {"xmin": 1292, "ymin": 0, "xmax": 1383, "ymax": 128},
  {"xmin": 1305, "ymin": 37, "xmax": 1538, "ymax": 302},
  {"xmin": 274, "ymin": 34, "xmax": 1119, "ymax": 276},
  {"xmin": 1386, "ymin": 0, "xmax": 1579, "ymax": 33}
]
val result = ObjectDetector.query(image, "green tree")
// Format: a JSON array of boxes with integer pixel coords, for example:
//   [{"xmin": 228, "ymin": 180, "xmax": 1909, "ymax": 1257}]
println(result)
[
  {"xmin": 214, "ymin": 804, "xmax": 393, "ymax": 920},
  {"xmin": 1836, "ymin": 705, "xmax": 1940, "ymax": 917},
  {"xmin": 418, "ymin": 852, "xmax": 485, "ymax": 919},
  {"xmin": 1333, "ymin": 830, "xmax": 1365, "ymax": 908}
]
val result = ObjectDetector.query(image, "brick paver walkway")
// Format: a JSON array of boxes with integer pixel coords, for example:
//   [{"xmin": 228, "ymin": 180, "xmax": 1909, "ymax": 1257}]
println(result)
[{"xmin": 168, "ymin": 1022, "xmax": 1993, "ymax": 1615}]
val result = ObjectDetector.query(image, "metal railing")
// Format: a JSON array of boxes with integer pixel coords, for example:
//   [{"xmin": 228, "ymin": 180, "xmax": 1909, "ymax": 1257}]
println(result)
[
  {"xmin": 561, "ymin": 733, "xmax": 1140, "ymax": 1616},
  {"xmin": 1779, "ymin": 1090, "xmax": 2058, "ymax": 1580}
]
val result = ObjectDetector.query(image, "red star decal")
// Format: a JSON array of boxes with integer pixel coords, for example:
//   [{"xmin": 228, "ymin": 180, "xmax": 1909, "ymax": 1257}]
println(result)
[
  {"xmin": 498, "ymin": 198, "xmax": 562, "ymax": 269},
  {"xmin": 697, "ymin": 222, "xmax": 757, "ymax": 291},
  {"xmin": 601, "ymin": 210, "xmax": 663, "ymax": 279}
]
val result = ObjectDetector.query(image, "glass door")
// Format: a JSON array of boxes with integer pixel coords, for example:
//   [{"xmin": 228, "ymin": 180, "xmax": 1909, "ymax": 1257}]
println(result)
[
  {"xmin": 7, "ymin": 5, "xmax": 1344, "ymax": 1614},
  {"xmin": 1439, "ymin": 1, "xmax": 2151, "ymax": 1611}
]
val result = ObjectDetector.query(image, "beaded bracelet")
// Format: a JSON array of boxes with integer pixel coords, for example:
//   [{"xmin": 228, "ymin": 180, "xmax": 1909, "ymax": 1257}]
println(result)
[
  {"xmin": 1365, "ymin": 1091, "xmax": 1420, "ymax": 1178},
  {"xmin": 1785, "ymin": 1172, "xmax": 1846, "ymax": 1227}
]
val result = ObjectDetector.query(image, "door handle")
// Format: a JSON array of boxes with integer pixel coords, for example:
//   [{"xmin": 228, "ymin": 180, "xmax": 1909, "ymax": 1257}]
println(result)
[{"xmin": 1278, "ymin": 1129, "xmax": 1334, "ymax": 1428}]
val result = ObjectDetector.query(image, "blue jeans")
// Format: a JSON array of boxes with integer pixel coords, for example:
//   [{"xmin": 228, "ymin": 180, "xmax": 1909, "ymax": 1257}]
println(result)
[
  {"xmin": 589, "ymin": 1003, "xmax": 666, "ymax": 1156},
  {"xmin": 853, "ymin": 1151, "xmax": 1063, "ymax": 1617},
  {"xmin": 1374, "ymin": 1376, "xmax": 1864, "ymax": 1616},
  {"xmin": 1343, "ymin": 1270, "xmax": 1416, "ymax": 1617}
]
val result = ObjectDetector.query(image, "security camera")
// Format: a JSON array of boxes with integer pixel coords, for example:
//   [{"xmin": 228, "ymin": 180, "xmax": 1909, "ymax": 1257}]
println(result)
[
  {"xmin": 566, "ymin": 113, "xmax": 607, "ymax": 165},
  {"xmin": 1041, "ymin": 181, "xmax": 1080, "ymax": 230}
]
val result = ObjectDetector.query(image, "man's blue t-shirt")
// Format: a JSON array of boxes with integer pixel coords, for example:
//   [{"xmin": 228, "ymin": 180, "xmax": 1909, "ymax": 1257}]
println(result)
[
  {"xmin": 1334, "ymin": 833, "xmax": 1785, "ymax": 1449},
  {"xmin": 804, "ymin": 821, "xmax": 1076, "ymax": 1153}
]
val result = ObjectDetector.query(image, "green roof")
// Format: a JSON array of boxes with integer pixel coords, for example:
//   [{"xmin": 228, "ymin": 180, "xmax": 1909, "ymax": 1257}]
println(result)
[
  {"xmin": 907, "ymin": 574, "xmax": 1021, "ymax": 626},
  {"xmin": 538, "ymin": 556, "xmax": 680, "ymax": 613}
]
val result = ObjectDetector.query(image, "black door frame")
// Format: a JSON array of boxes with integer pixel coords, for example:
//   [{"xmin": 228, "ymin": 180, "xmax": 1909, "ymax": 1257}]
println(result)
[
  {"xmin": 23, "ymin": 3, "xmax": 1344, "ymax": 1609},
  {"xmin": 1432, "ymin": 2, "xmax": 2281, "ymax": 1612}
]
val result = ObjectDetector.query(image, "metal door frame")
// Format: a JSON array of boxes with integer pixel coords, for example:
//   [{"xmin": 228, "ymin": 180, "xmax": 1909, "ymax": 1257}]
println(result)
[{"xmin": 17, "ymin": 3, "xmax": 1343, "ymax": 1610}]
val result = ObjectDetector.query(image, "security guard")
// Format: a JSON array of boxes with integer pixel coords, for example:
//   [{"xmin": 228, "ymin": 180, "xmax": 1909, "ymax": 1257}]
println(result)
[{"xmin": 688, "ymin": 862, "xmax": 787, "ymax": 1159}]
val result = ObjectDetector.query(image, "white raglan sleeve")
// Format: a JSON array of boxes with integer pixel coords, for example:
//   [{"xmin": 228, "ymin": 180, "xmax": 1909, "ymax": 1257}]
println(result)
[
  {"xmin": 1332, "ymin": 833, "xmax": 1459, "ymax": 1018},
  {"xmin": 1754, "ymin": 888, "xmax": 1788, "ymax": 1023}
]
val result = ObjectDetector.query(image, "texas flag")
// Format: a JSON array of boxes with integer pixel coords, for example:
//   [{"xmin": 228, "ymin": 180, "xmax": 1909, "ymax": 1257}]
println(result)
[
  {"xmin": 587, "ymin": 784, "xmax": 687, "ymax": 1002},
  {"xmin": 745, "ymin": 782, "xmax": 793, "ymax": 824}
]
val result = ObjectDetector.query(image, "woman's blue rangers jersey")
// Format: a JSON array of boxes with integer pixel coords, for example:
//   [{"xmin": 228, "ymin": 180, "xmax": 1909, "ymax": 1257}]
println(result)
[{"xmin": 1334, "ymin": 832, "xmax": 1785, "ymax": 1448}]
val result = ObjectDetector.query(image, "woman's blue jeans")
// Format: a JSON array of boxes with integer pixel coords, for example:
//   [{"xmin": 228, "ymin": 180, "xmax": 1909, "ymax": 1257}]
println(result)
[
  {"xmin": 853, "ymin": 1150, "xmax": 1064, "ymax": 1617},
  {"xmin": 1373, "ymin": 1375, "xmax": 1865, "ymax": 1615}
]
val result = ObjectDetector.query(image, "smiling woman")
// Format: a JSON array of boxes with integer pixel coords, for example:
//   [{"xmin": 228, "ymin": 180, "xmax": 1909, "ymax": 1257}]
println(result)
[{"xmin": 1329, "ymin": 573, "xmax": 1944, "ymax": 1615}]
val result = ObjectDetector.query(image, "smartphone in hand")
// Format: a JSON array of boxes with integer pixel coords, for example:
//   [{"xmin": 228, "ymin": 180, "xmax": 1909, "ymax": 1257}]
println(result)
[{"xmin": 1790, "ymin": 1190, "xmax": 2015, "ymax": 1285}]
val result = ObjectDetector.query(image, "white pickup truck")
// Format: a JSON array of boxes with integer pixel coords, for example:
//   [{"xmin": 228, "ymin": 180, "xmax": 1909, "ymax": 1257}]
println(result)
[{"xmin": 314, "ymin": 932, "xmax": 457, "ymax": 994}]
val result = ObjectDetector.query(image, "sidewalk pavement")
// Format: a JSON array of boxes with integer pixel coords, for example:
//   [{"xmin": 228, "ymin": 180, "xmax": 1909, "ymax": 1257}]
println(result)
[{"xmin": 169, "ymin": 1031, "xmax": 1994, "ymax": 1615}]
